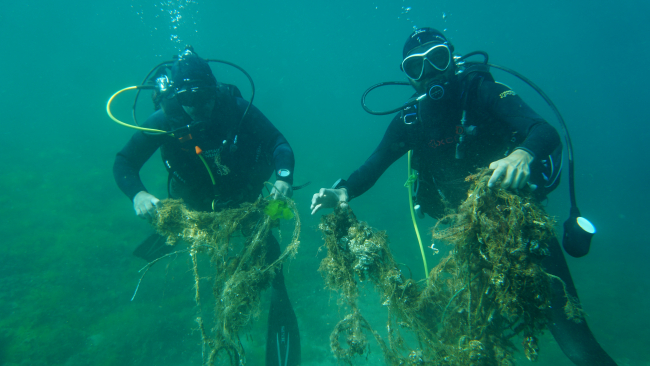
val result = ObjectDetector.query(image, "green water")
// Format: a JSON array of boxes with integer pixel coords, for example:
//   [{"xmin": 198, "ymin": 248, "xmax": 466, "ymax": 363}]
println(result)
[{"xmin": 1, "ymin": 0, "xmax": 648, "ymax": 365}]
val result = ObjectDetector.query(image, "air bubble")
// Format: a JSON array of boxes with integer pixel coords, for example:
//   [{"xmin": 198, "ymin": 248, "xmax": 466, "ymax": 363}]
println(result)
[{"xmin": 134, "ymin": 0, "xmax": 199, "ymax": 45}]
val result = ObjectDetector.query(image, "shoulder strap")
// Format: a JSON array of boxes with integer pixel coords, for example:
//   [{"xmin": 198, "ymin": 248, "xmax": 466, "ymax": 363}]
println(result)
[{"xmin": 458, "ymin": 64, "xmax": 494, "ymax": 110}]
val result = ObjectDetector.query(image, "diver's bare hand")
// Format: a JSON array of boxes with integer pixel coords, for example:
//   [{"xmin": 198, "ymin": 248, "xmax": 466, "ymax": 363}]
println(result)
[
  {"xmin": 271, "ymin": 180, "xmax": 293, "ymax": 200},
  {"xmin": 133, "ymin": 191, "xmax": 161, "ymax": 219},
  {"xmin": 310, "ymin": 188, "xmax": 348, "ymax": 215},
  {"xmin": 488, "ymin": 149, "xmax": 535, "ymax": 190}
]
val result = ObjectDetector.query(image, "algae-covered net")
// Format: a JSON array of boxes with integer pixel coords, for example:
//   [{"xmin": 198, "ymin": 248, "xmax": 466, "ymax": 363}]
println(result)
[
  {"xmin": 136, "ymin": 198, "xmax": 300, "ymax": 365},
  {"xmin": 318, "ymin": 169, "xmax": 582, "ymax": 365}
]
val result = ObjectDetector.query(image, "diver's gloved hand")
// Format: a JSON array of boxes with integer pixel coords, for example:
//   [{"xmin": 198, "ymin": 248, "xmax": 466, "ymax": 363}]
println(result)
[
  {"xmin": 271, "ymin": 180, "xmax": 293, "ymax": 200},
  {"xmin": 488, "ymin": 149, "xmax": 536, "ymax": 190},
  {"xmin": 133, "ymin": 191, "xmax": 161, "ymax": 219},
  {"xmin": 310, "ymin": 188, "xmax": 349, "ymax": 215}
]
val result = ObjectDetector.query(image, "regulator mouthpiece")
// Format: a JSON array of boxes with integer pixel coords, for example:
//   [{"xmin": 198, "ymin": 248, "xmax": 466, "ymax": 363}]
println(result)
[
  {"xmin": 562, "ymin": 208, "xmax": 595, "ymax": 257},
  {"xmin": 428, "ymin": 84, "xmax": 445, "ymax": 100}
]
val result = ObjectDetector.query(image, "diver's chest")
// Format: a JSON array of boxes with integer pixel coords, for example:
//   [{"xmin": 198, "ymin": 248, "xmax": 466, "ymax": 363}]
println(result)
[{"xmin": 420, "ymin": 123, "xmax": 462, "ymax": 152}]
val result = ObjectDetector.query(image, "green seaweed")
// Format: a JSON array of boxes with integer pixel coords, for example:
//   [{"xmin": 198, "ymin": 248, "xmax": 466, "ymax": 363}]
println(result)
[{"xmin": 264, "ymin": 199, "xmax": 295, "ymax": 220}]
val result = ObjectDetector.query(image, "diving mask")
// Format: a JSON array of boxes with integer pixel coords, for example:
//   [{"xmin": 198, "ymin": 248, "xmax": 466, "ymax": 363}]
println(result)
[
  {"xmin": 174, "ymin": 81, "xmax": 216, "ymax": 107},
  {"xmin": 401, "ymin": 44, "xmax": 452, "ymax": 81}
]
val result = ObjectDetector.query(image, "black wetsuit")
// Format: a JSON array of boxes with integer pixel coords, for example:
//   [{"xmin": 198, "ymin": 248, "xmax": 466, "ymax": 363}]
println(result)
[
  {"xmin": 114, "ymin": 94, "xmax": 294, "ymax": 209},
  {"xmin": 344, "ymin": 77, "xmax": 562, "ymax": 216},
  {"xmin": 113, "ymin": 92, "xmax": 301, "ymax": 366},
  {"xmin": 338, "ymin": 75, "xmax": 616, "ymax": 366}
]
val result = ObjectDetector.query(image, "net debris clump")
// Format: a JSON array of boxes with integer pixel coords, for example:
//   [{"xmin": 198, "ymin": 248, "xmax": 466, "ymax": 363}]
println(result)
[
  {"xmin": 318, "ymin": 206, "xmax": 425, "ymax": 365},
  {"xmin": 146, "ymin": 198, "xmax": 300, "ymax": 365},
  {"xmin": 318, "ymin": 169, "xmax": 580, "ymax": 365}
]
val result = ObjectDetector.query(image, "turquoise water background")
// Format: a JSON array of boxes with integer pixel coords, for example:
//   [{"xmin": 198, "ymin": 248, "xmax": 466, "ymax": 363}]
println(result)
[{"xmin": 1, "ymin": 0, "xmax": 649, "ymax": 365}]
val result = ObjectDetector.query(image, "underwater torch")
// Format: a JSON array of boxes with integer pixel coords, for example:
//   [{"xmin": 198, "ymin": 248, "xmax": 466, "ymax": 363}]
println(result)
[{"xmin": 562, "ymin": 206, "xmax": 596, "ymax": 258}]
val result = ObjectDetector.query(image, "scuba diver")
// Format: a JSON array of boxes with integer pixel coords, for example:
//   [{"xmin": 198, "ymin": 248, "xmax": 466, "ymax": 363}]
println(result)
[
  {"xmin": 310, "ymin": 28, "xmax": 616, "ymax": 366},
  {"xmin": 113, "ymin": 46, "xmax": 301, "ymax": 366}
]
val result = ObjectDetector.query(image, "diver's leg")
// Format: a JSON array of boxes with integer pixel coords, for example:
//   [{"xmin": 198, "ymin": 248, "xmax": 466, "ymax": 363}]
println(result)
[
  {"xmin": 265, "ymin": 234, "xmax": 301, "ymax": 366},
  {"xmin": 543, "ymin": 237, "xmax": 617, "ymax": 365}
]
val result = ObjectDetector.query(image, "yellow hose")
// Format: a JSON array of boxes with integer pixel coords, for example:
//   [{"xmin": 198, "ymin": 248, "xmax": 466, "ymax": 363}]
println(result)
[
  {"xmin": 196, "ymin": 151, "xmax": 220, "ymax": 211},
  {"xmin": 198, "ymin": 154, "xmax": 216, "ymax": 186},
  {"xmin": 106, "ymin": 86, "xmax": 168, "ymax": 134},
  {"xmin": 407, "ymin": 150, "xmax": 429, "ymax": 278},
  {"xmin": 109, "ymin": 85, "xmax": 222, "ymax": 211}
]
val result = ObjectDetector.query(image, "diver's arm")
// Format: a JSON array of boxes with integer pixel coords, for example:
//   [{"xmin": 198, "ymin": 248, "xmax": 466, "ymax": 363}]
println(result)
[
  {"xmin": 481, "ymin": 82, "xmax": 561, "ymax": 189},
  {"xmin": 344, "ymin": 114, "xmax": 411, "ymax": 199},
  {"xmin": 113, "ymin": 146, "xmax": 151, "ymax": 201},
  {"xmin": 270, "ymin": 140, "xmax": 295, "ymax": 199},
  {"xmin": 270, "ymin": 139, "xmax": 295, "ymax": 199},
  {"xmin": 311, "ymin": 114, "xmax": 410, "ymax": 214},
  {"xmin": 483, "ymin": 81, "xmax": 561, "ymax": 159},
  {"xmin": 272, "ymin": 141, "xmax": 295, "ymax": 185},
  {"xmin": 113, "ymin": 111, "xmax": 169, "ymax": 201},
  {"xmin": 239, "ymin": 99, "xmax": 295, "ymax": 198}
]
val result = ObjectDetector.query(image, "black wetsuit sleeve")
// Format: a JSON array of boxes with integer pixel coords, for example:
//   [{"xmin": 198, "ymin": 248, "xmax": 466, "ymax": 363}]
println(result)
[
  {"xmin": 113, "ymin": 111, "xmax": 169, "ymax": 201},
  {"xmin": 480, "ymin": 81, "xmax": 561, "ymax": 159},
  {"xmin": 344, "ymin": 114, "xmax": 411, "ymax": 199},
  {"xmin": 273, "ymin": 142, "xmax": 294, "ymax": 184},
  {"xmin": 239, "ymin": 99, "xmax": 295, "ymax": 185}
]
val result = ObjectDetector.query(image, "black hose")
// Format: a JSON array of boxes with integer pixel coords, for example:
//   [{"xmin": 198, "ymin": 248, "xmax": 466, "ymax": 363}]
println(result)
[
  {"xmin": 206, "ymin": 59, "xmax": 256, "ymax": 133},
  {"xmin": 487, "ymin": 62, "xmax": 577, "ymax": 208},
  {"xmin": 457, "ymin": 50, "xmax": 489, "ymax": 64},
  {"xmin": 291, "ymin": 181, "xmax": 312, "ymax": 190},
  {"xmin": 133, "ymin": 61, "xmax": 175, "ymax": 126},
  {"xmin": 361, "ymin": 81, "xmax": 416, "ymax": 115},
  {"xmin": 131, "ymin": 59, "xmax": 256, "ymax": 136},
  {"xmin": 360, "ymin": 59, "xmax": 583, "ymax": 245}
]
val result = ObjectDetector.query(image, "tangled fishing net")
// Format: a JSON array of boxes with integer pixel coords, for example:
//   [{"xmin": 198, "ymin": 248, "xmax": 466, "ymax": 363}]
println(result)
[
  {"xmin": 318, "ymin": 169, "xmax": 582, "ymax": 365},
  {"xmin": 135, "ymin": 198, "xmax": 300, "ymax": 365}
]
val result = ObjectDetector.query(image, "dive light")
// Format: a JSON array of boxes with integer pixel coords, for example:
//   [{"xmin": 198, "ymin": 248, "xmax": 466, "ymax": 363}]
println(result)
[{"xmin": 562, "ymin": 206, "xmax": 596, "ymax": 258}]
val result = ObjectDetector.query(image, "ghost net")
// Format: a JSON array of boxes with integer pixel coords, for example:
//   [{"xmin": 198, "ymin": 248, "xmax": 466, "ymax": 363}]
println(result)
[
  {"xmin": 318, "ymin": 169, "xmax": 581, "ymax": 365},
  {"xmin": 139, "ymin": 198, "xmax": 300, "ymax": 365}
]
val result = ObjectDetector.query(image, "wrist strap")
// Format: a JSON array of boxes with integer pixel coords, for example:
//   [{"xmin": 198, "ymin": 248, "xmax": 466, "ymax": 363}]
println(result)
[{"xmin": 332, "ymin": 178, "xmax": 348, "ymax": 189}]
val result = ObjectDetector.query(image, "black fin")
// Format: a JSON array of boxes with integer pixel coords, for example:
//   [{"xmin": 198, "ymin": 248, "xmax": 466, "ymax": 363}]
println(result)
[
  {"xmin": 133, "ymin": 233, "xmax": 173, "ymax": 262},
  {"xmin": 266, "ymin": 280, "xmax": 301, "ymax": 366}
]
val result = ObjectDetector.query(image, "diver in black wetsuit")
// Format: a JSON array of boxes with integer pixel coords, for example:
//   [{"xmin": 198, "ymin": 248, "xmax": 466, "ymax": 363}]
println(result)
[
  {"xmin": 113, "ymin": 47, "xmax": 301, "ymax": 366},
  {"xmin": 310, "ymin": 28, "xmax": 616, "ymax": 366}
]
